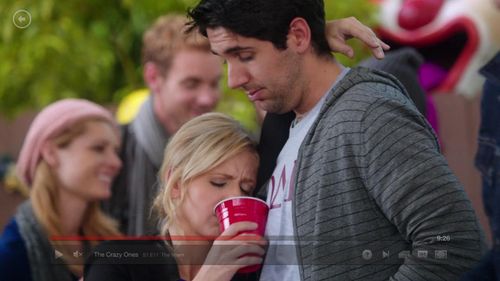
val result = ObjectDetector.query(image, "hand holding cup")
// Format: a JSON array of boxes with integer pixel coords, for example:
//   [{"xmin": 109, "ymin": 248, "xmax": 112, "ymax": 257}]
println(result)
[{"xmin": 213, "ymin": 196, "xmax": 269, "ymax": 273}]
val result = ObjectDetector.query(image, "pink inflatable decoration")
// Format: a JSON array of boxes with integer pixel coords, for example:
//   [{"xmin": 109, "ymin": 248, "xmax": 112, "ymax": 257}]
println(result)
[{"xmin": 376, "ymin": 0, "xmax": 500, "ymax": 98}]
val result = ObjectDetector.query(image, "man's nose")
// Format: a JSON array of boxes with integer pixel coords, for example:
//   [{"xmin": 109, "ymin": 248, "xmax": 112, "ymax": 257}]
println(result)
[
  {"xmin": 227, "ymin": 63, "xmax": 249, "ymax": 89},
  {"xmin": 196, "ymin": 86, "xmax": 220, "ymax": 109}
]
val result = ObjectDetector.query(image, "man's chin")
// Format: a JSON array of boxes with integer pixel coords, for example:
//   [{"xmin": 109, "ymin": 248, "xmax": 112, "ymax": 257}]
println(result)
[
  {"xmin": 255, "ymin": 101, "xmax": 281, "ymax": 114},
  {"xmin": 191, "ymin": 111, "xmax": 208, "ymax": 117}
]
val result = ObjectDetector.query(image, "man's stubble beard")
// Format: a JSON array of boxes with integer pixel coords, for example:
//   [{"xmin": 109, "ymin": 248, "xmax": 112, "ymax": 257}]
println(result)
[{"xmin": 262, "ymin": 51, "xmax": 304, "ymax": 114}]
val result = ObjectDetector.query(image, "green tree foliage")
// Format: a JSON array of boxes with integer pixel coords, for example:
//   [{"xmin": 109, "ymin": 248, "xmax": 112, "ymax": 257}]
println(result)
[
  {"xmin": 0, "ymin": 0, "xmax": 376, "ymax": 132},
  {"xmin": 325, "ymin": 0, "xmax": 378, "ymax": 66}
]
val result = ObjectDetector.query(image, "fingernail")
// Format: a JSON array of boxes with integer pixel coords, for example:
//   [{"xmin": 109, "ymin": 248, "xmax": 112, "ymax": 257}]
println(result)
[{"xmin": 377, "ymin": 49, "xmax": 384, "ymax": 59}]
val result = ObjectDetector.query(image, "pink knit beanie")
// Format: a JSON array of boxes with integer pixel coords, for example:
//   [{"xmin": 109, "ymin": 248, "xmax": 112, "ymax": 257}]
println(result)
[{"xmin": 16, "ymin": 99, "xmax": 118, "ymax": 186}]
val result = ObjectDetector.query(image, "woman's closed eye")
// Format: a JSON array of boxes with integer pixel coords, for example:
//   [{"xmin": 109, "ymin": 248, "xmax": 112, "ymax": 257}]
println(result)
[
  {"xmin": 210, "ymin": 180, "xmax": 226, "ymax": 187},
  {"xmin": 240, "ymin": 183, "xmax": 254, "ymax": 195}
]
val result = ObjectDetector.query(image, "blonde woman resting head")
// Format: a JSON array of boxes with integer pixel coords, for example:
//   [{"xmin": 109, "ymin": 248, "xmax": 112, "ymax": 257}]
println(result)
[{"xmin": 85, "ymin": 112, "xmax": 266, "ymax": 281}]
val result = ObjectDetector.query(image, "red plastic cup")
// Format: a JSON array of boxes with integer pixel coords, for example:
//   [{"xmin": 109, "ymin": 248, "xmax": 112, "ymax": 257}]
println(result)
[{"xmin": 213, "ymin": 196, "xmax": 269, "ymax": 273}]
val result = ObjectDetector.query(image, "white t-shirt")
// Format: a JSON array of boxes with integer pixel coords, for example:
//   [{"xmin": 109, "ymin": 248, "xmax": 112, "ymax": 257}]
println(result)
[{"xmin": 259, "ymin": 67, "xmax": 349, "ymax": 281}]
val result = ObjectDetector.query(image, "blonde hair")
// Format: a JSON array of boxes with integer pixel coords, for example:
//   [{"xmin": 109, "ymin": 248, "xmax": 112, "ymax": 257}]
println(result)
[
  {"xmin": 153, "ymin": 113, "xmax": 258, "ymax": 236},
  {"xmin": 30, "ymin": 118, "xmax": 121, "ymax": 276},
  {"xmin": 142, "ymin": 14, "xmax": 211, "ymax": 76}
]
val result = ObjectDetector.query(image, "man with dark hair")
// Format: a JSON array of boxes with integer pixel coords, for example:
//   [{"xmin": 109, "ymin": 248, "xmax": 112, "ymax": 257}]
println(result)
[
  {"xmin": 106, "ymin": 13, "xmax": 390, "ymax": 237},
  {"xmin": 188, "ymin": 0, "xmax": 485, "ymax": 280}
]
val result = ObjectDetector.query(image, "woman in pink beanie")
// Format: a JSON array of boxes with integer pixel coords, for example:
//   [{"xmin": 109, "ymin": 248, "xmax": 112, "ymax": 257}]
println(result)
[{"xmin": 0, "ymin": 99, "xmax": 123, "ymax": 281}]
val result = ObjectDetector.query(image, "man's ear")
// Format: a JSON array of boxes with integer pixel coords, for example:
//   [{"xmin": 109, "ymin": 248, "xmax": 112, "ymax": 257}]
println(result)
[
  {"xmin": 288, "ymin": 17, "xmax": 312, "ymax": 53},
  {"xmin": 40, "ymin": 142, "xmax": 59, "ymax": 167},
  {"xmin": 143, "ymin": 62, "xmax": 163, "ymax": 95}
]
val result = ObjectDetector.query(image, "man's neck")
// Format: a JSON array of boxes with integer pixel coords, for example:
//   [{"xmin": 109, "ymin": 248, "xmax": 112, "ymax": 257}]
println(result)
[
  {"xmin": 152, "ymin": 96, "xmax": 177, "ymax": 135},
  {"xmin": 294, "ymin": 56, "xmax": 343, "ymax": 119}
]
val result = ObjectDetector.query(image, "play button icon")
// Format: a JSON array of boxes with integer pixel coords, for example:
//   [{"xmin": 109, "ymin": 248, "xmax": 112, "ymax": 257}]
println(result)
[{"xmin": 55, "ymin": 249, "xmax": 63, "ymax": 259}]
